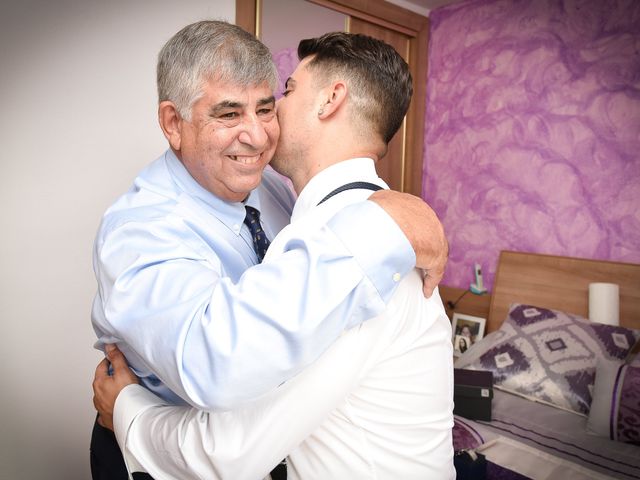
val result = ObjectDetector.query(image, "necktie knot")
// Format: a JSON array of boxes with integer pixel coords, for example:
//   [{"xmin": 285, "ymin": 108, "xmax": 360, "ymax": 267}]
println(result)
[{"xmin": 244, "ymin": 206, "xmax": 270, "ymax": 262}]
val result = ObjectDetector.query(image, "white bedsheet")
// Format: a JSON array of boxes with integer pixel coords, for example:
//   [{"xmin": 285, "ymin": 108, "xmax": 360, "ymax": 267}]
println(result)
[
  {"xmin": 479, "ymin": 436, "xmax": 616, "ymax": 479},
  {"xmin": 464, "ymin": 390, "xmax": 640, "ymax": 479}
]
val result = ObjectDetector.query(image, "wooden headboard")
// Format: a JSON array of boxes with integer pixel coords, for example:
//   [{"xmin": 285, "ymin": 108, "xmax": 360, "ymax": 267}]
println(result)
[{"xmin": 488, "ymin": 251, "xmax": 640, "ymax": 333}]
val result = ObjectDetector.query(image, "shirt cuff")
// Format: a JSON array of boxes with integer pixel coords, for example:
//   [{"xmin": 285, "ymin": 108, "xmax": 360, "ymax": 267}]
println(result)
[
  {"xmin": 114, "ymin": 384, "xmax": 169, "ymax": 474},
  {"xmin": 327, "ymin": 200, "xmax": 415, "ymax": 304}
]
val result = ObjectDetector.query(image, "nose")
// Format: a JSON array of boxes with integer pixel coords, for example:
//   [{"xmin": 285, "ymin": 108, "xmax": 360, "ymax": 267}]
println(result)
[{"xmin": 237, "ymin": 114, "xmax": 268, "ymax": 149}]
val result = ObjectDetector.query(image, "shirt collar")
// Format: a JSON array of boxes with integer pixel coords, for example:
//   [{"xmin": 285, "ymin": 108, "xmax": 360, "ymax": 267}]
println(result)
[
  {"xmin": 291, "ymin": 158, "xmax": 385, "ymax": 222},
  {"xmin": 164, "ymin": 149, "xmax": 262, "ymax": 230}
]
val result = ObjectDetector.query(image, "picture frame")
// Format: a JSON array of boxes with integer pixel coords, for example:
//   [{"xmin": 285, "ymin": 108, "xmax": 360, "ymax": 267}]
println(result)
[{"xmin": 451, "ymin": 313, "xmax": 487, "ymax": 357}]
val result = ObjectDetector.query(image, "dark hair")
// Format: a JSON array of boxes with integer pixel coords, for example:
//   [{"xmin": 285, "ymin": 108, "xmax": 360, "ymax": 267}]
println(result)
[{"xmin": 298, "ymin": 32, "xmax": 413, "ymax": 144}]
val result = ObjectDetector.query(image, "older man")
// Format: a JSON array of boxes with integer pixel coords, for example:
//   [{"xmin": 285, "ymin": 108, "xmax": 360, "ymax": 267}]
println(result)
[{"xmin": 93, "ymin": 28, "xmax": 453, "ymax": 480}]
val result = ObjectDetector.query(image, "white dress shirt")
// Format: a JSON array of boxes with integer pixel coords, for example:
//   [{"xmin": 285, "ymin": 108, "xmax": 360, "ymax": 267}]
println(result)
[
  {"xmin": 92, "ymin": 150, "xmax": 415, "ymax": 409},
  {"xmin": 113, "ymin": 158, "xmax": 454, "ymax": 479}
]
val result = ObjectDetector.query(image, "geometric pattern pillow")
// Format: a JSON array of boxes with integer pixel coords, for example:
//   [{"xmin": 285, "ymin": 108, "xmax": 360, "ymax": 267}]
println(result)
[
  {"xmin": 587, "ymin": 359, "xmax": 640, "ymax": 444},
  {"xmin": 455, "ymin": 304, "xmax": 640, "ymax": 415}
]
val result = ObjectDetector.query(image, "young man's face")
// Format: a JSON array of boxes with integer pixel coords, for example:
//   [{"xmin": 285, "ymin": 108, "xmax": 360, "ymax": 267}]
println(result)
[
  {"xmin": 271, "ymin": 57, "xmax": 319, "ymax": 180},
  {"xmin": 178, "ymin": 78, "xmax": 279, "ymax": 202}
]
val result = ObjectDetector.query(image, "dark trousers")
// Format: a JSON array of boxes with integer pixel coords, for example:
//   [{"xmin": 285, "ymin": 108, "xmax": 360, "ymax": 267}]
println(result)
[
  {"xmin": 90, "ymin": 416, "xmax": 154, "ymax": 480},
  {"xmin": 270, "ymin": 462, "xmax": 287, "ymax": 480}
]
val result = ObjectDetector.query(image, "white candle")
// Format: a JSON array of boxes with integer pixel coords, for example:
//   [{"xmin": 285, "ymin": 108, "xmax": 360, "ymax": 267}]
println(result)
[{"xmin": 588, "ymin": 283, "xmax": 620, "ymax": 326}]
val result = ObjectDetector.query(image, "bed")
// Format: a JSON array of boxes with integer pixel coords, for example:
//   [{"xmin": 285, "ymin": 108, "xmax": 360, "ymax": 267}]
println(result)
[{"xmin": 451, "ymin": 251, "xmax": 640, "ymax": 479}]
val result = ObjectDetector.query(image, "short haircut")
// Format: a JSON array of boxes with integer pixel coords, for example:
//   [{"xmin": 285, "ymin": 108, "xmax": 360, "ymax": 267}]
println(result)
[
  {"xmin": 298, "ymin": 32, "xmax": 413, "ymax": 144},
  {"xmin": 157, "ymin": 20, "xmax": 278, "ymax": 120}
]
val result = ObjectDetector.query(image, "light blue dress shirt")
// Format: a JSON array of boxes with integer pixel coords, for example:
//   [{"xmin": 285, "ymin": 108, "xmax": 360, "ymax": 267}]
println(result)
[{"xmin": 92, "ymin": 149, "xmax": 415, "ymax": 409}]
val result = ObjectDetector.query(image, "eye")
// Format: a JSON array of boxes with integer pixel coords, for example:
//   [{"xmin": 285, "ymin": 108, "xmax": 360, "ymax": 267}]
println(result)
[
  {"xmin": 257, "ymin": 106, "xmax": 276, "ymax": 121},
  {"xmin": 219, "ymin": 112, "xmax": 239, "ymax": 119}
]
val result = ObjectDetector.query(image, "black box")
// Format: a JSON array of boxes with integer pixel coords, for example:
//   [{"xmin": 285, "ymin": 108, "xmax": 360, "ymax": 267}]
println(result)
[{"xmin": 454, "ymin": 368, "xmax": 493, "ymax": 421}]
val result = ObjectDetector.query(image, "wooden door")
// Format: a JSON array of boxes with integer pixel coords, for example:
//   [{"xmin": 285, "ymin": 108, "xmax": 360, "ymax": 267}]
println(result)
[{"xmin": 348, "ymin": 17, "xmax": 410, "ymax": 193}]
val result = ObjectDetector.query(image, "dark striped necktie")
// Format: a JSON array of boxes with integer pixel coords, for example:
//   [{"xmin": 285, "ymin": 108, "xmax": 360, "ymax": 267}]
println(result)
[
  {"xmin": 243, "ymin": 205, "xmax": 271, "ymax": 262},
  {"xmin": 245, "ymin": 205, "xmax": 284, "ymax": 477}
]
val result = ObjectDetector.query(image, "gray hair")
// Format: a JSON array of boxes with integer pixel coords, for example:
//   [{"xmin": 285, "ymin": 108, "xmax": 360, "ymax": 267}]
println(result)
[{"xmin": 157, "ymin": 20, "xmax": 278, "ymax": 120}]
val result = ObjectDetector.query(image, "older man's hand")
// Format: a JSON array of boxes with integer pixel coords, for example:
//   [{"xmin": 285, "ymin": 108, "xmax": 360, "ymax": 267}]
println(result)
[
  {"xmin": 369, "ymin": 190, "xmax": 448, "ymax": 297},
  {"xmin": 92, "ymin": 344, "xmax": 139, "ymax": 431}
]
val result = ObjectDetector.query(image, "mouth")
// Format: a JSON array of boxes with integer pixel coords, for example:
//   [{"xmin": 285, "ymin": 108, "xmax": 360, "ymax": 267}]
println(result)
[{"xmin": 228, "ymin": 154, "xmax": 262, "ymax": 165}]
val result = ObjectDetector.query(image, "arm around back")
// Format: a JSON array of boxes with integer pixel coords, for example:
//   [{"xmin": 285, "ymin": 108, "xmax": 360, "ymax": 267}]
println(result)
[
  {"xmin": 93, "ymin": 198, "xmax": 415, "ymax": 410},
  {"xmin": 112, "ymin": 307, "xmax": 385, "ymax": 480}
]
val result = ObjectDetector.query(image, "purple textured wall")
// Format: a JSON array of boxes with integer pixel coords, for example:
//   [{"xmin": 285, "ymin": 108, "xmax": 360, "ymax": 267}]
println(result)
[
  {"xmin": 424, "ymin": 0, "xmax": 640, "ymax": 291},
  {"xmin": 273, "ymin": 48, "xmax": 299, "ymax": 99}
]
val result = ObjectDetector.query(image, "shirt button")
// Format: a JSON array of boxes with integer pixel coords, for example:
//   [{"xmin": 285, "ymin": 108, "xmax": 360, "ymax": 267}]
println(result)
[
  {"xmin": 233, "ymin": 224, "xmax": 240, "ymax": 232},
  {"xmin": 393, "ymin": 273, "xmax": 401, "ymax": 282}
]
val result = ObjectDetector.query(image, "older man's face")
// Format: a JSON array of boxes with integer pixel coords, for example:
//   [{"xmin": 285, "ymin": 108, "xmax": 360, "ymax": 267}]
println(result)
[{"xmin": 178, "ymin": 78, "xmax": 279, "ymax": 202}]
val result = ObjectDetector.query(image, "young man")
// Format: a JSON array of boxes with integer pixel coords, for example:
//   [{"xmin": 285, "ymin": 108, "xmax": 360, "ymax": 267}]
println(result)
[
  {"xmin": 93, "ymin": 31, "xmax": 454, "ymax": 479},
  {"xmin": 90, "ymin": 21, "xmax": 448, "ymax": 480}
]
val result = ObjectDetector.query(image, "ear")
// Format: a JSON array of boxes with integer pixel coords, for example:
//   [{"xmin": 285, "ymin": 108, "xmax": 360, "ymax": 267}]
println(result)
[
  {"xmin": 158, "ymin": 101, "xmax": 183, "ymax": 151},
  {"xmin": 317, "ymin": 81, "xmax": 347, "ymax": 119}
]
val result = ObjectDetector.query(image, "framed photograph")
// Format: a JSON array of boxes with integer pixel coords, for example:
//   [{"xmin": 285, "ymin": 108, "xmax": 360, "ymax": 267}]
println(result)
[{"xmin": 451, "ymin": 313, "xmax": 486, "ymax": 357}]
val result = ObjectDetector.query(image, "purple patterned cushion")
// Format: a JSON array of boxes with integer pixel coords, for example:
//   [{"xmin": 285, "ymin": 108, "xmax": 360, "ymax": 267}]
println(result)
[
  {"xmin": 587, "ymin": 359, "xmax": 640, "ymax": 444},
  {"xmin": 455, "ymin": 304, "xmax": 640, "ymax": 415}
]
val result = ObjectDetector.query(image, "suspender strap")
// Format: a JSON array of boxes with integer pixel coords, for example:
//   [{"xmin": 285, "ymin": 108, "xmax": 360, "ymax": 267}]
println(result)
[{"xmin": 317, "ymin": 181, "xmax": 383, "ymax": 206}]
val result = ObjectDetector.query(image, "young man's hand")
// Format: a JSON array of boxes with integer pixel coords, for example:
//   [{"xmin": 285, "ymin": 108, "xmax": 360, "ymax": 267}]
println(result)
[{"xmin": 92, "ymin": 344, "xmax": 139, "ymax": 431}]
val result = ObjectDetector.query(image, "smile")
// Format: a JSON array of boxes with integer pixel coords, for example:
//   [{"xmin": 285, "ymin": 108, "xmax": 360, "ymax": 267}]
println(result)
[{"xmin": 229, "ymin": 154, "xmax": 262, "ymax": 165}]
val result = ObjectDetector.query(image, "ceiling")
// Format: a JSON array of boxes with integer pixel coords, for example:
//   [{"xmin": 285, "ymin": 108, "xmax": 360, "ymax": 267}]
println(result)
[{"xmin": 387, "ymin": 0, "xmax": 461, "ymax": 16}]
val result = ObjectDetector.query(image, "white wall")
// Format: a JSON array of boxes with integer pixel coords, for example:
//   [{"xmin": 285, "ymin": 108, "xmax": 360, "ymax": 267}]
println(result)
[{"xmin": 0, "ymin": 1, "xmax": 234, "ymax": 478}]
